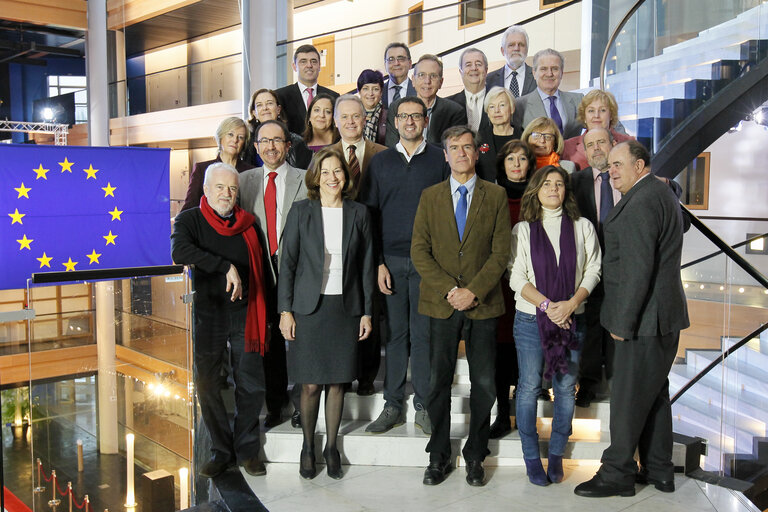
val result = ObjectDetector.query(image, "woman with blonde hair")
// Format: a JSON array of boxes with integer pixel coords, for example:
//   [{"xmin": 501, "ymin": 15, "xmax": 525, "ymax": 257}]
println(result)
[{"xmin": 520, "ymin": 117, "xmax": 575, "ymax": 173}]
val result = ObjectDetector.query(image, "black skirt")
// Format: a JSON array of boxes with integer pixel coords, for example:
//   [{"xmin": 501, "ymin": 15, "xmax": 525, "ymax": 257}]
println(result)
[{"xmin": 288, "ymin": 294, "xmax": 359, "ymax": 384}]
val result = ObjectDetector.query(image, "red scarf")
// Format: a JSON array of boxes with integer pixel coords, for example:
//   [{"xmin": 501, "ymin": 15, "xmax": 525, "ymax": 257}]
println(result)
[
  {"xmin": 199, "ymin": 196, "xmax": 268, "ymax": 355},
  {"xmin": 535, "ymin": 152, "xmax": 560, "ymax": 169}
]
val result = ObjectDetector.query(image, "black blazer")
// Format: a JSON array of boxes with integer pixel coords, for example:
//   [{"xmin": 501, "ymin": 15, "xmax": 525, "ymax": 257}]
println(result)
[
  {"xmin": 382, "ymin": 77, "xmax": 417, "ymax": 108},
  {"xmin": 274, "ymin": 83, "xmax": 340, "ymax": 135},
  {"xmin": 475, "ymin": 121, "xmax": 521, "ymax": 183},
  {"xmin": 181, "ymin": 157, "xmax": 254, "ymax": 212},
  {"xmin": 446, "ymin": 88, "xmax": 492, "ymax": 131},
  {"xmin": 486, "ymin": 64, "xmax": 537, "ymax": 97},
  {"xmin": 384, "ymin": 96, "xmax": 468, "ymax": 148},
  {"xmin": 278, "ymin": 199, "xmax": 375, "ymax": 317}
]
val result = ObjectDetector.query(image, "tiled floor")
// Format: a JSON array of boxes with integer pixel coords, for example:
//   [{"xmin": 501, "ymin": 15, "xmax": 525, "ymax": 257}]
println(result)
[{"xmin": 241, "ymin": 461, "xmax": 759, "ymax": 512}]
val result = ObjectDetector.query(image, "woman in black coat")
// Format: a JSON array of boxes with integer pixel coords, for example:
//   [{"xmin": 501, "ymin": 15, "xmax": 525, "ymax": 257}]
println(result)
[{"xmin": 476, "ymin": 87, "xmax": 521, "ymax": 182}]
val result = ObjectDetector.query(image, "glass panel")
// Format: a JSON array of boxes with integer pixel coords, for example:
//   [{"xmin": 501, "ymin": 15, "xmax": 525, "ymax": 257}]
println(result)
[{"xmin": 58, "ymin": 76, "xmax": 87, "ymax": 87}]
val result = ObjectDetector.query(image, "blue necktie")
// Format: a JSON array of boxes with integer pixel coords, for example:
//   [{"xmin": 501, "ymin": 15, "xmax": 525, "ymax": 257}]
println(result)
[
  {"xmin": 456, "ymin": 185, "xmax": 468, "ymax": 241},
  {"xmin": 548, "ymin": 96, "xmax": 564, "ymax": 135},
  {"xmin": 599, "ymin": 171, "xmax": 613, "ymax": 224}
]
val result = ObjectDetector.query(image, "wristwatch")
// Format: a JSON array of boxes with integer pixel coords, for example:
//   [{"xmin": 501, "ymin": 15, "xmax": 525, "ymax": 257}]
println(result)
[{"xmin": 539, "ymin": 299, "xmax": 550, "ymax": 312}]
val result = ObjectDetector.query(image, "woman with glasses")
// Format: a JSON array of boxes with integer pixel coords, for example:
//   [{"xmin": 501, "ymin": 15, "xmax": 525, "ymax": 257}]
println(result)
[
  {"xmin": 509, "ymin": 165, "xmax": 601, "ymax": 486},
  {"xmin": 245, "ymin": 88, "xmax": 312, "ymax": 169},
  {"xmin": 476, "ymin": 86, "xmax": 521, "ymax": 182},
  {"xmin": 181, "ymin": 116, "xmax": 254, "ymax": 212},
  {"xmin": 304, "ymin": 93, "xmax": 340, "ymax": 152},
  {"xmin": 521, "ymin": 117, "xmax": 575, "ymax": 173},
  {"xmin": 278, "ymin": 146, "xmax": 374, "ymax": 480},
  {"xmin": 357, "ymin": 69, "xmax": 388, "ymax": 146}
]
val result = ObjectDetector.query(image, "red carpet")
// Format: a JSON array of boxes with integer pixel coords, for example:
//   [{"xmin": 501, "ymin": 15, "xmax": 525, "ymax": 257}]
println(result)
[{"xmin": 3, "ymin": 488, "xmax": 31, "ymax": 512}]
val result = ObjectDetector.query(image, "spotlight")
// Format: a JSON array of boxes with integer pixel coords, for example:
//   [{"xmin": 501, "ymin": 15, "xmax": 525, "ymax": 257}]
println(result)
[{"xmin": 42, "ymin": 107, "xmax": 54, "ymax": 121}]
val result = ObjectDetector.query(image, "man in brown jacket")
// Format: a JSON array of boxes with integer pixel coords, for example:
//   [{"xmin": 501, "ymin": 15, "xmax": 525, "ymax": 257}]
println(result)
[{"xmin": 411, "ymin": 125, "xmax": 511, "ymax": 487}]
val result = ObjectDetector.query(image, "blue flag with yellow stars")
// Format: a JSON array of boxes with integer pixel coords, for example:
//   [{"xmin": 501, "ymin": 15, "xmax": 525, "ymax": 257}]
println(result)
[{"xmin": 1, "ymin": 145, "xmax": 171, "ymax": 290}]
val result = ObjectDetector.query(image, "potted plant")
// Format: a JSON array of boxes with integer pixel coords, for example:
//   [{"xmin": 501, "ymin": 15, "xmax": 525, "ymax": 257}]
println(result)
[{"xmin": 1, "ymin": 387, "xmax": 30, "ymax": 438}]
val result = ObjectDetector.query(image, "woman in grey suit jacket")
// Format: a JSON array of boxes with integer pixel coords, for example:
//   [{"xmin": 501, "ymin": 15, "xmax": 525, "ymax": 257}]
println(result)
[{"xmin": 278, "ymin": 146, "xmax": 375, "ymax": 480}]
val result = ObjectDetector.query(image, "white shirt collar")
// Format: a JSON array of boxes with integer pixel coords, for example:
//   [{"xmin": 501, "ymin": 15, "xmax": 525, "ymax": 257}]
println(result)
[{"xmin": 395, "ymin": 139, "xmax": 427, "ymax": 161}]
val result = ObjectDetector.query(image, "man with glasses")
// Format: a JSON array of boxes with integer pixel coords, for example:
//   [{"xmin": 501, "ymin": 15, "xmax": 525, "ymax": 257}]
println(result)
[
  {"xmin": 385, "ymin": 54, "xmax": 466, "ymax": 147},
  {"xmin": 239, "ymin": 120, "xmax": 308, "ymax": 430},
  {"xmin": 447, "ymin": 48, "xmax": 491, "ymax": 133},
  {"xmin": 275, "ymin": 44, "xmax": 340, "ymax": 135},
  {"xmin": 359, "ymin": 97, "xmax": 450, "ymax": 435},
  {"xmin": 383, "ymin": 42, "xmax": 417, "ymax": 108}
]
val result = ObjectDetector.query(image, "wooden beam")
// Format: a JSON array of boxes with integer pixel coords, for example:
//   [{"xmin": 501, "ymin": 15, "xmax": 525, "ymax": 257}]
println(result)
[
  {"xmin": 0, "ymin": 0, "xmax": 87, "ymax": 30},
  {"xmin": 107, "ymin": 0, "xmax": 202, "ymax": 29},
  {"xmin": 115, "ymin": 344, "xmax": 189, "ymax": 386},
  {"xmin": 0, "ymin": 345, "xmax": 97, "ymax": 385}
]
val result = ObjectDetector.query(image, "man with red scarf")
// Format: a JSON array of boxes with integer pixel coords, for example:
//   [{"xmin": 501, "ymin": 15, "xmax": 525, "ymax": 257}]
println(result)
[{"xmin": 171, "ymin": 162, "xmax": 269, "ymax": 478}]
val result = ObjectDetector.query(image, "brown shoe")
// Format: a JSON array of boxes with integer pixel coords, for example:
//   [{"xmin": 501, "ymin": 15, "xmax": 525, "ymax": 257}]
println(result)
[{"xmin": 242, "ymin": 457, "xmax": 266, "ymax": 476}]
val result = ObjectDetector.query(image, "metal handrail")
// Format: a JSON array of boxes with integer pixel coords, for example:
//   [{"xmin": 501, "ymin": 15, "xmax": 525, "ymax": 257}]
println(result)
[
  {"xmin": 681, "ymin": 232, "xmax": 767, "ymax": 270},
  {"xmin": 599, "ymin": 0, "xmax": 644, "ymax": 90},
  {"xmin": 31, "ymin": 265, "xmax": 184, "ymax": 284}
]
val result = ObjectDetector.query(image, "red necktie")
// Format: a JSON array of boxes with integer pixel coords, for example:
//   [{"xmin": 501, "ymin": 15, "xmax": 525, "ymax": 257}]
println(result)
[
  {"xmin": 265, "ymin": 172, "xmax": 278, "ymax": 255},
  {"xmin": 306, "ymin": 87, "xmax": 314, "ymax": 109}
]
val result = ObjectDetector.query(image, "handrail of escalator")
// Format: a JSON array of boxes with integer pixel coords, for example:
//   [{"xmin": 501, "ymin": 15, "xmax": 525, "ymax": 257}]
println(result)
[
  {"xmin": 681, "ymin": 232, "xmax": 767, "ymax": 270},
  {"xmin": 599, "ymin": 0, "xmax": 645, "ymax": 90}
]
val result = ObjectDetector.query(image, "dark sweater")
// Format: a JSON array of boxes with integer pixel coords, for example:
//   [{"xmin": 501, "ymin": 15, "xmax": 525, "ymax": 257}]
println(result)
[
  {"xmin": 358, "ymin": 143, "xmax": 450, "ymax": 262},
  {"xmin": 171, "ymin": 208, "xmax": 252, "ymax": 309}
]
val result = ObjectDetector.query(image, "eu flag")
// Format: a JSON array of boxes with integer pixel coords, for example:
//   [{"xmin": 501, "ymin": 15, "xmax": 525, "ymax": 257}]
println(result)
[{"xmin": 0, "ymin": 145, "xmax": 172, "ymax": 290}]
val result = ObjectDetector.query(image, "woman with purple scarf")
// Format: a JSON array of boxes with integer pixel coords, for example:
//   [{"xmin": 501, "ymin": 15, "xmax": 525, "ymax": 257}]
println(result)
[{"xmin": 509, "ymin": 165, "xmax": 601, "ymax": 486}]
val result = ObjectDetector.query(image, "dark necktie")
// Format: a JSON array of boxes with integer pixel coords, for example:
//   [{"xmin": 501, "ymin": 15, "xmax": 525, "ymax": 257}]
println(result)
[
  {"xmin": 456, "ymin": 185, "xmax": 468, "ymax": 241},
  {"xmin": 265, "ymin": 171, "xmax": 278, "ymax": 255},
  {"xmin": 548, "ymin": 96, "xmax": 564, "ymax": 135},
  {"xmin": 599, "ymin": 171, "xmax": 613, "ymax": 224},
  {"xmin": 509, "ymin": 70, "xmax": 519, "ymax": 98},
  {"xmin": 348, "ymin": 144, "xmax": 360, "ymax": 184},
  {"xmin": 392, "ymin": 85, "xmax": 402, "ymax": 102}
]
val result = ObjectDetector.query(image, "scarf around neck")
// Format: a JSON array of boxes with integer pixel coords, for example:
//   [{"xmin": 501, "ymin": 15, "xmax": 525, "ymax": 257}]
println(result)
[
  {"xmin": 535, "ymin": 152, "xmax": 560, "ymax": 169},
  {"xmin": 364, "ymin": 102, "xmax": 382, "ymax": 142}
]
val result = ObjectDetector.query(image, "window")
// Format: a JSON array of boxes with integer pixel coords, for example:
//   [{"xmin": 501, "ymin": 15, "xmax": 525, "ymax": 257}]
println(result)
[
  {"xmin": 48, "ymin": 75, "xmax": 88, "ymax": 124},
  {"xmin": 679, "ymin": 152, "xmax": 710, "ymax": 210},
  {"xmin": 459, "ymin": 0, "xmax": 485, "ymax": 29},
  {"xmin": 408, "ymin": 2, "xmax": 423, "ymax": 45},
  {"xmin": 540, "ymin": 0, "xmax": 569, "ymax": 9}
]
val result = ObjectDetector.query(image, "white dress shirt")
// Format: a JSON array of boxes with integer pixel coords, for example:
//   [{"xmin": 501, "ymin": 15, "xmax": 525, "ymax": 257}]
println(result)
[
  {"xmin": 341, "ymin": 138, "xmax": 366, "ymax": 168},
  {"xmin": 395, "ymin": 139, "xmax": 427, "ymax": 162},
  {"xmin": 450, "ymin": 174, "xmax": 477, "ymax": 213},
  {"xmin": 387, "ymin": 77, "xmax": 411, "ymax": 105},
  {"xmin": 537, "ymin": 87, "xmax": 567, "ymax": 127},
  {"xmin": 504, "ymin": 63, "xmax": 527, "ymax": 93},
  {"xmin": 464, "ymin": 89, "xmax": 486, "ymax": 132},
  {"xmin": 301, "ymin": 83, "xmax": 318, "ymax": 107}
]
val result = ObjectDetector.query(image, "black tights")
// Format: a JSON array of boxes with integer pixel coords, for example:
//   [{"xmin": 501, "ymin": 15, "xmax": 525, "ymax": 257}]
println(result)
[{"xmin": 300, "ymin": 383, "xmax": 344, "ymax": 451}]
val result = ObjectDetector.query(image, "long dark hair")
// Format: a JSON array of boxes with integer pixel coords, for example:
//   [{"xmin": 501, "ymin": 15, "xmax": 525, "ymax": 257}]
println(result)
[
  {"xmin": 519, "ymin": 166, "xmax": 580, "ymax": 223},
  {"xmin": 302, "ymin": 93, "xmax": 340, "ymax": 143}
]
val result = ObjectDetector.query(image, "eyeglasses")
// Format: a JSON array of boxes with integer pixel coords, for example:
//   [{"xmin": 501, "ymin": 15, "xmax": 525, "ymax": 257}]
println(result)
[
  {"xmin": 386, "ymin": 56, "xmax": 409, "ymax": 63},
  {"xmin": 395, "ymin": 113, "xmax": 425, "ymax": 121},
  {"xmin": 416, "ymin": 72, "xmax": 440, "ymax": 81},
  {"xmin": 530, "ymin": 132, "xmax": 556, "ymax": 142},
  {"xmin": 257, "ymin": 137, "xmax": 286, "ymax": 146}
]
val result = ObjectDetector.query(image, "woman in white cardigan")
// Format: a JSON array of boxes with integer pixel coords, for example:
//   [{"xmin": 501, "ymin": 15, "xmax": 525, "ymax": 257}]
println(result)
[{"xmin": 508, "ymin": 165, "xmax": 601, "ymax": 486}]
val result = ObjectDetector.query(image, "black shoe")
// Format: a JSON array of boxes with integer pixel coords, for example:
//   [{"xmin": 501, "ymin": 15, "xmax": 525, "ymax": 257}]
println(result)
[
  {"xmin": 356, "ymin": 381, "xmax": 376, "ymax": 396},
  {"xmin": 290, "ymin": 409, "xmax": 301, "ymax": 428},
  {"xmin": 200, "ymin": 459, "xmax": 229, "ymax": 478},
  {"xmin": 323, "ymin": 447, "xmax": 343, "ymax": 480},
  {"xmin": 299, "ymin": 446, "xmax": 316, "ymax": 480},
  {"xmin": 539, "ymin": 388, "xmax": 552, "ymax": 401},
  {"xmin": 489, "ymin": 416, "xmax": 513, "ymax": 439},
  {"xmin": 575, "ymin": 388, "xmax": 596, "ymax": 408},
  {"xmin": 264, "ymin": 411, "xmax": 282, "ymax": 429},
  {"xmin": 465, "ymin": 460, "xmax": 485, "ymax": 486},
  {"xmin": 242, "ymin": 457, "xmax": 266, "ymax": 476},
  {"xmin": 423, "ymin": 461, "xmax": 452, "ymax": 485},
  {"xmin": 574, "ymin": 474, "xmax": 635, "ymax": 498},
  {"xmin": 636, "ymin": 470, "xmax": 675, "ymax": 492}
]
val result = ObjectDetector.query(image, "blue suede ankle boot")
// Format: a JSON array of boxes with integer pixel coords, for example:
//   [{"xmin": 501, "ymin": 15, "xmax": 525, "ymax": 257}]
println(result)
[
  {"xmin": 524, "ymin": 458, "xmax": 550, "ymax": 486},
  {"xmin": 547, "ymin": 454, "xmax": 564, "ymax": 483}
]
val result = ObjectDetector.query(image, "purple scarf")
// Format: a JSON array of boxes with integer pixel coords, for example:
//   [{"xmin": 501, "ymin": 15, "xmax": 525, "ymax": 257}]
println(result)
[{"xmin": 530, "ymin": 214, "xmax": 578, "ymax": 379}]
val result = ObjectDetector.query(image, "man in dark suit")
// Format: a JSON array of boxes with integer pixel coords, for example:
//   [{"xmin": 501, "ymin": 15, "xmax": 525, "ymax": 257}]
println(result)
[
  {"xmin": 446, "ymin": 48, "xmax": 490, "ymax": 133},
  {"xmin": 383, "ymin": 42, "xmax": 417, "ymax": 108},
  {"xmin": 275, "ymin": 44, "xmax": 340, "ymax": 135},
  {"xmin": 385, "ymin": 54, "xmax": 467, "ymax": 147},
  {"xmin": 514, "ymin": 48, "xmax": 583, "ymax": 138},
  {"xmin": 486, "ymin": 26, "xmax": 536, "ymax": 98},
  {"xmin": 575, "ymin": 141, "xmax": 690, "ymax": 498},
  {"xmin": 411, "ymin": 125, "xmax": 511, "ymax": 487},
  {"xmin": 239, "ymin": 120, "xmax": 308, "ymax": 429}
]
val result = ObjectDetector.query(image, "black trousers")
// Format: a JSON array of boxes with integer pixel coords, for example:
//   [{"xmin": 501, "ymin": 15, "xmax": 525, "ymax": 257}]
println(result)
[
  {"xmin": 194, "ymin": 306, "xmax": 265, "ymax": 462},
  {"xmin": 597, "ymin": 331, "xmax": 679, "ymax": 485},
  {"xmin": 494, "ymin": 342, "xmax": 518, "ymax": 417},
  {"xmin": 578, "ymin": 291, "xmax": 615, "ymax": 389},
  {"xmin": 426, "ymin": 312, "xmax": 496, "ymax": 464},
  {"xmin": 357, "ymin": 293, "xmax": 383, "ymax": 386}
]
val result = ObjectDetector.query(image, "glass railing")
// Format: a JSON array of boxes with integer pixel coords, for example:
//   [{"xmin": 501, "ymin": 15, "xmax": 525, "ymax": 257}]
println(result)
[
  {"xmin": 0, "ymin": 266, "xmax": 194, "ymax": 512},
  {"xmin": 601, "ymin": 0, "xmax": 767, "ymax": 154}
]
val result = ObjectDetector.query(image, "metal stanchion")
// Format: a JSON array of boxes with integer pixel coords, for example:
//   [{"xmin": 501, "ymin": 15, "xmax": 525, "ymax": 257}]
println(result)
[
  {"xmin": 68, "ymin": 482, "xmax": 73, "ymax": 512},
  {"xmin": 48, "ymin": 469, "xmax": 61, "ymax": 507},
  {"xmin": 34, "ymin": 458, "xmax": 46, "ymax": 493}
]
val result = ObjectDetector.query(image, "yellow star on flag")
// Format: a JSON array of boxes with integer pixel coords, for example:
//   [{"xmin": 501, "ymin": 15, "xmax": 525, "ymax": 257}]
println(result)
[
  {"xmin": 103, "ymin": 230, "xmax": 117, "ymax": 245},
  {"xmin": 33, "ymin": 164, "xmax": 50, "ymax": 180},
  {"xmin": 15, "ymin": 183, "xmax": 31, "ymax": 199},
  {"xmin": 16, "ymin": 234, "xmax": 33, "ymax": 250},
  {"xmin": 86, "ymin": 250, "xmax": 102, "ymax": 264},
  {"xmin": 62, "ymin": 257, "xmax": 78, "ymax": 271},
  {"xmin": 108, "ymin": 207, "xmax": 123, "ymax": 221},
  {"xmin": 8, "ymin": 208, "xmax": 25, "ymax": 225},
  {"xmin": 59, "ymin": 157, "xmax": 74, "ymax": 173},
  {"xmin": 36, "ymin": 252, "xmax": 52, "ymax": 268},
  {"xmin": 102, "ymin": 183, "xmax": 116, "ymax": 197},
  {"xmin": 84, "ymin": 164, "xmax": 99, "ymax": 179}
]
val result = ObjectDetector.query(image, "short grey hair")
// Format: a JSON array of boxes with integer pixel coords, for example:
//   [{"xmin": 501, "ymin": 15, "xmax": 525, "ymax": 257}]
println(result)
[
  {"xmin": 483, "ymin": 86, "xmax": 514, "ymax": 114},
  {"xmin": 203, "ymin": 162, "xmax": 239, "ymax": 187},
  {"xmin": 532, "ymin": 48, "xmax": 565, "ymax": 71},
  {"xmin": 458, "ymin": 47, "xmax": 488, "ymax": 70},
  {"xmin": 334, "ymin": 94, "xmax": 365, "ymax": 120},
  {"xmin": 500, "ymin": 25, "xmax": 529, "ymax": 49}
]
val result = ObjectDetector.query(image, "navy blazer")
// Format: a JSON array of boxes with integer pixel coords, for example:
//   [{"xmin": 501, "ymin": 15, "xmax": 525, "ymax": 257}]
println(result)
[
  {"xmin": 382, "ymin": 77, "xmax": 417, "ymax": 108},
  {"xmin": 275, "ymin": 83, "xmax": 340, "ymax": 136},
  {"xmin": 384, "ymin": 96, "xmax": 467, "ymax": 148},
  {"xmin": 278, "ymin": 199, "xmax": 375, "ymax": 317},
  {"xmin": 485, "ymin": 64, "xmax": 537, "ymax": 97}
]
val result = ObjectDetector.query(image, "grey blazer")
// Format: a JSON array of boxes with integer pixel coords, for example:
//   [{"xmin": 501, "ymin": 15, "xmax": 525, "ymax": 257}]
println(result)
[
  {"xmin": 485, "ymin": 64, "xmax": 537, "ymax": 97},
  {"xmin": 515, "ymin": 89, "xmax": 584, "ymax": 138},
  {"xmin": 600, "ymin": 175, "xmax": 690, "ymax": 340},
  {"xmin": 238, "ymin": 164, "xmax": 308, "ymax": 283},
  {"xmin": 277, "ymin": 199, "xmax": 375, "ymax": 317}
]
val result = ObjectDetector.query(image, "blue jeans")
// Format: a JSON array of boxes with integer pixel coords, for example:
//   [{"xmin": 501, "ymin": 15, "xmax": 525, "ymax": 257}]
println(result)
[{"xmin": 514, "ymin": 311, "xmax": 584, "ymax": 460}]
